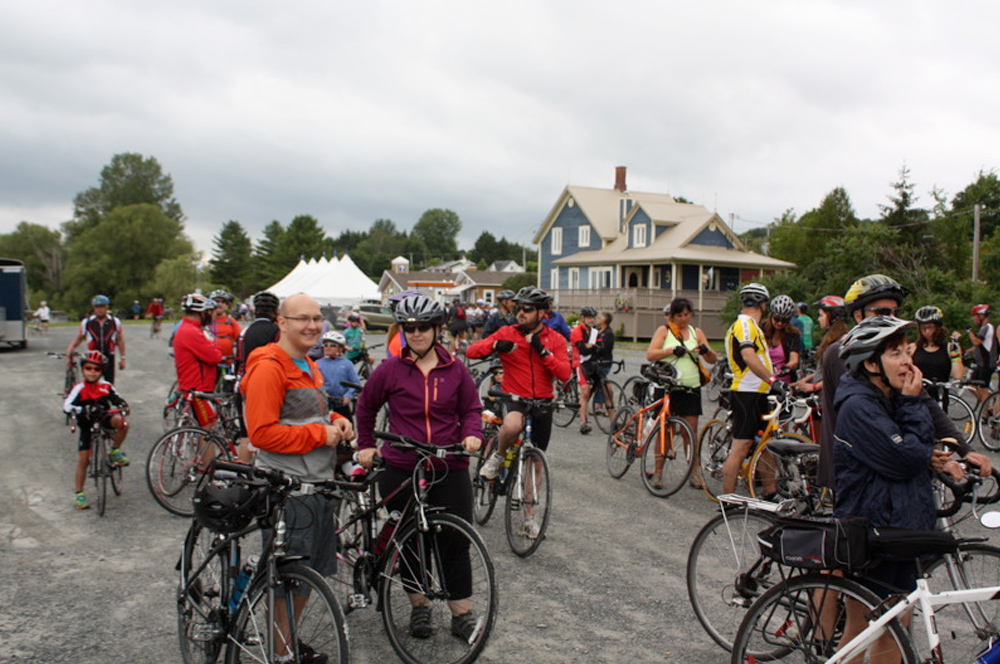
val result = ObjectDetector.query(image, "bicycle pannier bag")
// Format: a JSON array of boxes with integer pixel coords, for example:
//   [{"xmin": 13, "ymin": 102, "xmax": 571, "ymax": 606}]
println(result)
[{"xmin": 757, "ymin": 515, "xmax": 870, "ymax": 571}]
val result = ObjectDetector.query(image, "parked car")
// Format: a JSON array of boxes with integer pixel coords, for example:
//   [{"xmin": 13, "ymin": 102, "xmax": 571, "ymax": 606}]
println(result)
[{"xmin": 344, "ymin": 303, "xmax": 394, "ymax": 331}]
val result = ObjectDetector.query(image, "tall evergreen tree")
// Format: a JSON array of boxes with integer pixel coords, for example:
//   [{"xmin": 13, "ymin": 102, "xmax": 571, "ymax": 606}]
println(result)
[{"xmin": 209, "ymin": 220, "xmax": 254, "ymax": 297}]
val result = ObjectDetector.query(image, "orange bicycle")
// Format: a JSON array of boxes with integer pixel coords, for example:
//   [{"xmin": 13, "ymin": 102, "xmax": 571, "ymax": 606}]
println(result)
[{"xmin": 606, "ymin": 363, "xmax": 696, "ymax": 498}]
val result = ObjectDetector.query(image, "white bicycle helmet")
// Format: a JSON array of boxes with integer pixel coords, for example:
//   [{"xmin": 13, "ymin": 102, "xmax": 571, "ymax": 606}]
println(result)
[
  {"xmin": 181, "ymin": 293, "xmax": 215, "ymax": 313},
  {"xmin": 770, "ymin": 295, "xmax": 797, "ymax": 320},
  {"xmin": 839, "ymin": 315, "xmax": 913, "ymax": 374},
  {"xmin": 739, "ymin": 283, "xmax": 770, "ymax": 306},
  {"xmin": 322, "ymin": 330, "xmax": 347, "ymax": 346}
]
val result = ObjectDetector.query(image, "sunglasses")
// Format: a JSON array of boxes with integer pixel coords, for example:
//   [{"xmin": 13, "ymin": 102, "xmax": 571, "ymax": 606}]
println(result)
[
  {"xmin": 865, "ymin": 306, "xmax": 900, "ymax": 317},
  {"xmin": 322, "ymin": 342, "xmax": 343, "ymax": 348},
  {"xmin": 772, "ymin": 317, "xmax": 789, "ymax": 324},
  {"xmin": 517, "ymin": 305, "xmax": 537, "ymax": 313},
  {"xmin": 402, "ymin": 323, "xmax": 434, "ymax": 333}
]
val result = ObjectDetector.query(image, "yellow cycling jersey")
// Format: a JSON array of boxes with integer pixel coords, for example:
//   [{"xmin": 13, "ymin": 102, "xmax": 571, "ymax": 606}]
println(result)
[{"xmin": 724, "ymin": 314, "xmax": 773, "ymax": 394}]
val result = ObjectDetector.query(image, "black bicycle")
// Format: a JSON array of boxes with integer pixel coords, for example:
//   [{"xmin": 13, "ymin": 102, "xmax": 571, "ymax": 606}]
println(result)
[
  {"xmin": 75, "ymin": 404, "xmax": 126, "ymax": 517},
  {"xmin": 49, "ymin": 351, "xmax": 80, "ymax": 424},
  {"xmin": 177, "ymin": 459, "xmax": 350, "ymax": 664},
  {"xmin": 332, "ymin": 431, "xmax": 498, "ymax": 664}
]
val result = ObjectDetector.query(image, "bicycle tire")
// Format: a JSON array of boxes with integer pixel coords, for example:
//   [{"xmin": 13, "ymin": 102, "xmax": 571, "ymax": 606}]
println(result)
[
  {"xmin": 110, "ymin": 451, "xmax": 124, "ymax": 496},
  {"xmin": 706, "ymin": 363, "xmax": 726, "ymax": 403},
  {"xmin": 942, "ymin": 390, "xmax": 977, "ymax": 442},
  {"xmin": 686, "ymin": 509, "xmax": 779, "ymax": 651},
  {"xmin": 63, "ymin": 365, "xmax": 79, "ymax": 424},
  {"xmin": 471, "ymin": 437, "xmax": 499, "ymax": 526},
  {"xmin": 698, "ymin": 419, "xmax": 732, "ymax": 501},
  {"xmin": 226, "ymin": 563, "xmax": 350, "ymax": 664},
  {"xmin": 590, "ymin": 379, "xmax": 620, "ymax": 434},
  {"xmin": 977, "ymin": 390, "xmax": 1000, "ymax": 451},
  {"xmin": 917, "ymin": 542, "xmax": 1000, "ymax": 663},
  {"xmin": 146, "ymin": 427, "xmax": 232, "ymax": 517},
  {"xmin": 618, "ymin": 376, "xmax": 646, "ymax": 410},
  {"xmin": 639, "ymin": 416, "xmax": 695, "ymax": 498},
  {"xmin": 504, "ymin": 447, "xmax": 551, "ymax": 557},
  {"xmin": 551, "ymin": 380, "xmax": 579, "ymax": 428},
  {"xmin": 606, "ymin": 406, "xmax": 637, "ymax": 479},
  {"xmin": 475, "ymin": 367, "xmax": 502, "ymax": 414},
  {"xmin": 746, "ymin": 433, "xmax": 816, "ymax": 502},
  {"xmin": 178, "ymin": 522, "xmax": 227, "ymax": 664},
  {"xmin": 730, "ymin": 573, "xmax": 916, "ymax": 663},
  {"xmin": 94, "ymin": 432, "xmax": 109, "ymax": 517},
  {"xmin": 379, "ymin": 512, "xmax": 497, "ymax": 664}
]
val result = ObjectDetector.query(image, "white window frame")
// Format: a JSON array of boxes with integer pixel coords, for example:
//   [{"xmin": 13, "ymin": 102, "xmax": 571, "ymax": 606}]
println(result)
[
  {"xmin": 551, "ymin": 227, "xmax": 563, "ymax": 256},
  {"xmin": 568, "ymin": 268, "xmax": 581, "ymax": 290},
  {"xmin": 589, "ymin": 267, "xmax": 612, "ymax": 290},
  {"xmin": 578, "ymin": 225, "xmax": 590, "ymax": 249},
  {"xmin": 633, "ymin": 223, "xmax": 647, "ymax": 248},
  {"xmin": 483, "ymin": 289, "xmax": 495, "ymax": 305},
  {"xmin": 550, "ymin": 268, "xmax": 559, "ymax": 290}
]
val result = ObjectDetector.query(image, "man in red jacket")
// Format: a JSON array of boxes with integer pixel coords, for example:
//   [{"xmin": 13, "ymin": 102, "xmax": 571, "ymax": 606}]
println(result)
[
  {"xmin": 467, "ymin": 287, "xmax": 570, "ymax": 484},
  {"xmin": 173, "ymin": 293, "xmax": 223, "ymax": 427}
]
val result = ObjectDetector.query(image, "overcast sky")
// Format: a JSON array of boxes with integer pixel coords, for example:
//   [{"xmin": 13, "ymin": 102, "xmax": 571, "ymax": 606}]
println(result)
[{"xmin": 3, "ymin": 0, "xmax": 999, "ymax": 255}]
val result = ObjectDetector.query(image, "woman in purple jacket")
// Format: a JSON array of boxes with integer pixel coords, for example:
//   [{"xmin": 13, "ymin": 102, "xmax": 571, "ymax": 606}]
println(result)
[{"xmin": 355, "ymin": 293, "xmax": 484, "ymax": 642}]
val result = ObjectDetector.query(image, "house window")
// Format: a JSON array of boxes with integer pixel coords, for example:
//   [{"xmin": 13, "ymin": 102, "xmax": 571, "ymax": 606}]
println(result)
[
  {"xmin": 568, "ymin": 268, "xmax": 580, "ymax": 290},
  {"xmin": 483, "ymin": 289, "xmax": 495, "ymax": 305},
  {"xmin": 578, "ymin": 225, "xmax": 590, "ymax": 249},
  {"xmin": 550, "ymin": 268, "xmax": 559, "ymax": 290},
  {"xmin": 653, "ymin": 269, "xmax": 661, "ymax": 288},
  {"xmin": 551, "ymin": 228, "xmax": 562, "ymax": 255},
  {"xmin": 589, "ymin": 268, "xmax": 612, "ymax": 289},
  {"xmin": 633, "ymin": 224, "xmax": 647, "ymax": 248}
]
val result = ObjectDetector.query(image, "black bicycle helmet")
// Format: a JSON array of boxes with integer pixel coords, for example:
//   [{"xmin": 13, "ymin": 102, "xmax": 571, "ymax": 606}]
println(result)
[
  {"xmin": 843, "ymin": 274, "xmax": 907, "ymax": 317},
  {"xmin": 770, "ymin": 295, "xmax": 797, "ymax": 319},
  {"xmin": 580, "ymin": 306, "xmax": 598, "ymax": 318},
  {"xmin": 914, "ymin": 306, "xmax": 944, "ymax": 324},
  {"xmin": 192, "ymin": 484, "xmax": 260, "ymax": 533},
  {"xmin": 641, "ymin": 362, "xmax": 678, "ymax": 386},
  {"xmin": 181, "ymin": 293, "xmax": 216, "ymax": 313},
  {"xmin": 209, "ymin": 289, "xmax": 234, "ymax": 303},
  {"xmin": 739, "ymin": 283, "xmax": 770, "ymax": 307},
  {"xmin": 796, "ymin": 302, "xmax": 808, "ymax": 313},
  {"xmin": 253, "ymin": 291, "xmax": 280, "ymax": 314},
  {"xmin": 513, "ymin": 286, "xmax": 552, "ymax": 309},
  {"xmin": 394, "ymin": 294, "xmax": 446, "ymax": 325},
  {"xmin": 497, "ymin": 289, "xmax": 516, "ymax": 302},
  {"xmin": 839, "ymin": 315, "xmax": 913, "ymax": 374}
]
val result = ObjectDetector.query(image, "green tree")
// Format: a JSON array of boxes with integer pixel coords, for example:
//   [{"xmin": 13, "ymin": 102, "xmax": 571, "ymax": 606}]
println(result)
[
  {"xmin": 502, "ymin": 273, "xmax": 537, "ymax": 292},
  {"xmin": 412, "ymin": 209, "xmax": 461, "ymax": 259},
  {"xmin": 149, "ymin": 254, "xmax": 201, "ymax": 308},
  {"xmin": 951, "ymin": 169, "xmax": 1000, "ymax": 240},
  {"xmin": 252, "ymin": 221, "xmax": 288, "ymax": 288},
  {"xmin": 283, "ymin": 215, "xmax": 329, "ymax": 262},
  {"xmin": 67, "ymin": 153, "xmax": 184, "ymax": 240},
  {"xmin": 0, "ymin": 221, "xmax": 63, "ymax": 298},
  {"xmin": 62, "ymin": 204, "xmax": 193, "ymax": 307},
  {"xmin": 209, "ymin": 221, "xmax": 254, "ymax": 297}
]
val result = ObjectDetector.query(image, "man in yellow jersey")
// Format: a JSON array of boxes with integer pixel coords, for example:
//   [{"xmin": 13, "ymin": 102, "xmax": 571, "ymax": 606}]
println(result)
[{"xmin": 723, "ymin": 283, "xmax": 781, "ymax": 496}]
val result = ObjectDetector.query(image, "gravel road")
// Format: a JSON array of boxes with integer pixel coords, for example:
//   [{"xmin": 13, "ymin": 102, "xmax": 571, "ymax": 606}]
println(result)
[{"xmin": 0, "ymin": 324, "xmax": 793, "ymax": 662}]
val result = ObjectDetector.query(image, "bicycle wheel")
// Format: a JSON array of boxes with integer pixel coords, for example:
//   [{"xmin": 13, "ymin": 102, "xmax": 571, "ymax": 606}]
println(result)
[
  {"xmin": 686, "ymin": 509, "xmax": 779, "ymax": 651},
  {"xmin": 705, "ymin": 363, "xmax": 726, "ymax": 403},
  {"xmin": 640, "ymin": 416, "xmax": 695, "ymax": 498},
  {"xmin": 92, "ymin": 433, "xmax": 109, "ymax": 517},
  {"xmin": 551, "ymin": 380, "xmax": 579, "ymax": 428},
  {"xmin": 110, "ymin": 448, "xmax": 124, "ymax": 496},
  {"xmin": 476, "ymin": 368, "xmax": 502, "ymax": 414},
  {"xmin": 698, "ymin": 419, "xmax": 732, "ymax": 501},
  {"xmin": 504, "ymin": 447, "xmax": 551, "ymax": 557},
  {"xmin": 590, "ymin": 379, "xmax": 620, "ymax": 434},
  {"xmin": 942, "ymin": 390, "xmax": 977, "ymax": 442},
  {"xmin": 178, "ymin": 522, "xmax": 227, "ymax": 664},
  {"xmin": 730, "ymin": 573, "xmax": 916, "ymax": 663},
  {"xmin": 747, "ymin": 433, "xmax": 815, "ymax": 502},
  {"xmin": 146, "ymin": 427, "xmax": 231, "ymax": 517},
  {"xmin": 227, "ymin": 563, "xmax": 350, "ymax": 664},
  {"xmin": 606, "ymin": 406, "xmax": 638, "ymax": 479},
  {"xmin": 977, "ymin": 390, "xmax": 1000, "ymax": 451},
  {"xmin": 917, "ymin": 543, "xmax": 1000, "ymax": 663},
  {"xmin": 163, "ymin": 382, "xmax": 191, "ymax": 431},
  {"xmin": 379, "ymin": 512, "xmax": 497, "ymax": 664},
  {"xmin": 471, "ymin": 437, "xmax": 499, "ymax": 526}
]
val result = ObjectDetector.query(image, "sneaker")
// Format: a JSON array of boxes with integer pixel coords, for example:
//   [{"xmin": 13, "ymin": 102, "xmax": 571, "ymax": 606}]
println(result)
[
  {"xmin": 760, "ymin": 492, "xmax": 782, "ymax": 504},
  {"xmin": 580, "ymin": 423, "xmax": 592, "ymax": 435},
  {"xmin": 410, "ymin": 605, "xmax": 434, "ymax": 639},
  {"xmin": 688, "ymin": 474, "xmax": 704, "ymax": 490},
  {"xmin": 649, "ymin": 473, "xmax": 662, "ymax": 490},
  {"xmin": 479, "ymin": 453, "xmax": 503, "ymax": 481},
  {"xmin": 75, "ymin": 492, "xmax": 90, "ymax": 510},
  {"xmin": 109, "ymin": 448, "xmax": 130, "ymax": 467},
  {"xmin": 522, "ymin": 516, "xmax": 541, "ymax": 539},
  {"xmin": 450, "ymin": 613, "xmax": 482, "ymax": 644}
]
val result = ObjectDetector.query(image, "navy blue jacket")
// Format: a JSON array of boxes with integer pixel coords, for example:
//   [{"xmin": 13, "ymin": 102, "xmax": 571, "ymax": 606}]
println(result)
[{"xmin": 832, "ymin": 374, "xmax": 936, "ymax": 530}]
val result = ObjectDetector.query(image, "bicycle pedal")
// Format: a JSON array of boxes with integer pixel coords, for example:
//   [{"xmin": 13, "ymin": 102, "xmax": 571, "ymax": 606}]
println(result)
[
  {"xmin": 348, "ymin": 593, "xmax": 370, "ymax": 609},
  {"xmin": 509, "ymin": 499, "xmax": 521, "ymax": 511},
  {"xmin": 192, "ymin": 623, "xmax": 224, "ymax": 641}
]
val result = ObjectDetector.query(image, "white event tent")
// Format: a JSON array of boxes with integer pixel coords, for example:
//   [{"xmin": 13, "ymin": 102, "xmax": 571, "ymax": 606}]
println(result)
[{"xmin": 267, "ymin": 255, "xmax": 380, "ymax": 306}]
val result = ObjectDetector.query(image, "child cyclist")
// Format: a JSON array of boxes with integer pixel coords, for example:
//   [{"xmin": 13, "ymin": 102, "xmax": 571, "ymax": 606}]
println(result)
[{"xmin": 63, "ymin": 351, "xmax": 130, "ymax": 509}]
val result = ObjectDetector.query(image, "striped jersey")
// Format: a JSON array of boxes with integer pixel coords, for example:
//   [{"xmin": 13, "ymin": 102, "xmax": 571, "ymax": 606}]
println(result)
[{"xmin": 724, "ymin": 314, "xmax": 772, "ymax": 394}]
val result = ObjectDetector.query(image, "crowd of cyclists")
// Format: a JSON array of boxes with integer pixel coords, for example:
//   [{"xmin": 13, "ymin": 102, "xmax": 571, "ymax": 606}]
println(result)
[{"xmin": 49, "ymin": 268, "xmax": 1000, "ymax": 662}]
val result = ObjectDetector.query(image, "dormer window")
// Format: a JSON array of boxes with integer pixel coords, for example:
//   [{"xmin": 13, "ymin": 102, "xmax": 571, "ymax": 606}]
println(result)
[
  {"xmin": 578, "ymin": 225, "xmax": 590, "ymax": 248},
  {"xmin": 633, "ymin": 224, "xmax": 647, "ymax": 248}
]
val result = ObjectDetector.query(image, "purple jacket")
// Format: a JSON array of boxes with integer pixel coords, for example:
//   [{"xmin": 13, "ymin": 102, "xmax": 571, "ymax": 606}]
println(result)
[{"xmin": 356, "ymin": 344, "xmax": 483, "ymax": 470}]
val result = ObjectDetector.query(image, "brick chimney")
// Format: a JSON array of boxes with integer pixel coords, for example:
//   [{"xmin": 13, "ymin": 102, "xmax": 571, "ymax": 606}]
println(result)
[{"xmin": 614, "ymin": 166, "xmax": 627, "ymax": 193}]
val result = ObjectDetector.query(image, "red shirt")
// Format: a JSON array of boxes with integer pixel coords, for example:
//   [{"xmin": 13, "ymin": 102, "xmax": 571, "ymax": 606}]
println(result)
[
  {"xmin": 211, "ymin": 314, "xmax": 241, "ymax": 364},
  {"xmin": 467, "ymin": 324, "xmax": 570, "ymax": 399},
  {"xmin": 173, "ymin": 318, "xmax": 223, "ymax": 391}
]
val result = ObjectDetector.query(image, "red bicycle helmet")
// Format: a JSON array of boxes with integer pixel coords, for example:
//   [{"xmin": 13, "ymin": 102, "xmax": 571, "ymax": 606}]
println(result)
[
  {"xmin": 81, "ymin": 350, "xmax": 108, "ymax": 368},
  {"xmin": 972, "ymin": 304, "xmax": 992, "ymax": 316}
]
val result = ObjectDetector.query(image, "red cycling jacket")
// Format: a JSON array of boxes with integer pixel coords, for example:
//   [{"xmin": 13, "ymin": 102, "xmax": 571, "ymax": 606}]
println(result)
[
  {"xmin": 173, "ymin": 317, "xmax": 223, "ymax": 391},
  {"xmin": 467, "ymin": 323, "xmax": 570, "ymax": 399}
]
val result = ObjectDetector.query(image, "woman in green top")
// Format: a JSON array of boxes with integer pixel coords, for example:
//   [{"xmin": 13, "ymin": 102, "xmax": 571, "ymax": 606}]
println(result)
[{"xmin": 646, "ymin": 297, "xmax": 717, "ymax": 488}]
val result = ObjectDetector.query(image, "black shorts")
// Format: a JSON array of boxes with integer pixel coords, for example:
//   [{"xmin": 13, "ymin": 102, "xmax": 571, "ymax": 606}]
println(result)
[
  {"xmin": 731, "ymin": 391, "xmax": 770, "ymax": 440},
  {"xmin": 503, "ymin": 399, "xmax": 554, "ymax": 451},
  {"xmin": 858, "ymin": 558, "xmax": 918, "ymax": 599},
  {"xmin": 669, "ymin": 388, "xmax": 703, "ymax": 417},
  {"xmin": 262, "ymin": 493, "xmax": 338, "ymax": 578},
  {"xmin": 973, "ymin": 363, "xmax": 995, "ymax": 385}
]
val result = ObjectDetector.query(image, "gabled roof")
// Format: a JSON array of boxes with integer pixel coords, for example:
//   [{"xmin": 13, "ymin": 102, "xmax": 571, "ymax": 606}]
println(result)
[
  {"xmin": 378, "ymin": 270, "xmax": 457, "ymax": 293},
  {"xmin": 454, "ymin": 270, "xmax": 510, "ymax": 286}
]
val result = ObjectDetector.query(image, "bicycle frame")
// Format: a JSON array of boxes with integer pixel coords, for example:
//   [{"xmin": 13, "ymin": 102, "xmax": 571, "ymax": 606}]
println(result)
[{"xmin": 612, "ymin": 391, "xmax": 675, "ymax": 459}]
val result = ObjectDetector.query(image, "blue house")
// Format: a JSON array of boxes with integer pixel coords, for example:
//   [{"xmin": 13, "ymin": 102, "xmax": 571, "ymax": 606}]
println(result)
[{"xmin": 532, "ymin": 167, "xmax": 794, "ymax": 337}]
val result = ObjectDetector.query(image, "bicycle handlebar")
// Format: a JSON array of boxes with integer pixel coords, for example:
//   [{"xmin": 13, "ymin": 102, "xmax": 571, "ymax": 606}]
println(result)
[{"xmin": 372, "ymin": 430, "xmax": 471, "ymax": 459}]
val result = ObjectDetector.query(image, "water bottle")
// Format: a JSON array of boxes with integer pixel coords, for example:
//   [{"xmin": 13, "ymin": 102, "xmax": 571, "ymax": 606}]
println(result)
[
  {"xmin": 229, "ymin": 555, "xmax": 259, "ymax": 613},
  {"xmin": 374, "ymin": 511, "xmax": 402, "ymax": 556},
  {"xmin": 978, "ymin": 639, "xmax": 1000, "ymax": 664}
]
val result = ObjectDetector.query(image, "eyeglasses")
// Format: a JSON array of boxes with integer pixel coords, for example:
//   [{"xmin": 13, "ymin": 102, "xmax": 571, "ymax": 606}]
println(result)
[
  {"xmin": 865, "ymin": 306, "xmax": 899, "ymax": 317},
  {"xmin": 282, "ymin": 316, "xmax": 326, "ymax": 324},
  {"xmin": 517, "ymin": 305, "xmax": 537, "ymax": 313},
  {"xmin": 402, "ymin": 323, "xmax": 434, "ymax": 334},
  {"xmin": 772, "ymin": 317, "xmax": 789, "ymax": 324}
]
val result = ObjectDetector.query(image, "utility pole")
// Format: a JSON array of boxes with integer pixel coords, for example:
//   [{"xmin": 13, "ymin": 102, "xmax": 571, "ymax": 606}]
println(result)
[{"xmin": 973, "ymin": 204, "xmax": 982, "ymax": 282}]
